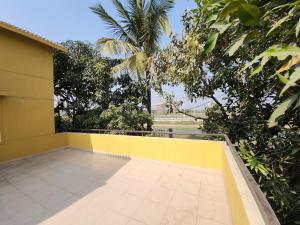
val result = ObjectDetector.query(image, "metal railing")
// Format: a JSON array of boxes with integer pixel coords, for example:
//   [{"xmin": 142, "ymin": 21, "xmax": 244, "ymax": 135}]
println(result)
[
  {"xmin": 60, "ymin": 128, "xmax": 226, "ymax": 140},
  {"xmin": 60, "ymin": 128, "xmax": 280, "ymax": 225}
]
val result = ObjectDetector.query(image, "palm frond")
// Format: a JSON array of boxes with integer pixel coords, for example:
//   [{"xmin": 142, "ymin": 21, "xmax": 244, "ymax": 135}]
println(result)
[
  {"xmin": 143, "ymin": 0, "xmax": 174, "ymax": 54},
  {"xmin": 90, "ymin": 3, "xmax": 137, "ymax": 44},
  {"xmin": 159, "ymin": 16, "xmax": 171, "ymax": 35},
  {"xmin": 112, "ymin": 52, "xmax": 147, "ymax": 76},
  {"xmin": 151, "ymin": 0, "xmax": 174, "ymax": 35},
  {"xmin": 112, "ymin": 0, "xmax": 132, "ymax": 25},
  {"xmin": 127, "ymin": 0, "xmax": 147, "ymax": 46},
  {"xmin": 97, "ymin": 38, "xmax": 140, "ymax": 56}
]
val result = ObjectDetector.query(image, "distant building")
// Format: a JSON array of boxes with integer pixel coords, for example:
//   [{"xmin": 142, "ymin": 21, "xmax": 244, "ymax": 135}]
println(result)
[{"xmin": 156, "ymin": 103, "xmax": 167, "ymax": 114}]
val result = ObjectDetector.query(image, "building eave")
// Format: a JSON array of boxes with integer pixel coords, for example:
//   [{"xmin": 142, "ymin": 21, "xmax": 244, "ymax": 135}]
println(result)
[{"xmin": 0, "ymin": 21, "xmax": 67, "ymax": 52}]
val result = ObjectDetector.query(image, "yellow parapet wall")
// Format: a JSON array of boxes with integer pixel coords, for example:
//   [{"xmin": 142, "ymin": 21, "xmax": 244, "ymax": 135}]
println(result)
[
  {"xmin": 0, "ymin": 131, "xmax": 270, "ymax": 225},
  {"xmin": 0, "ymin": 133, "xmax": 67, "ymax": 162},
  {"xmin": 66, "ymin": 132, "xmax": 225, "ymax": 170},
  {"xmin": 223, "ymin": 145, "xmax": 266, "ymax": 225},
  {"xmin": 66, "ymin": 132, "xmax": 268, "ymax": 225}
]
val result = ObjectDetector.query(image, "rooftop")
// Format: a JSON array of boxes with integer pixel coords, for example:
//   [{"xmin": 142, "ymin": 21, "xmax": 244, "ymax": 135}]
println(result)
[
  {"xmin": 0, "ymin": 148, "xmax": 230, "ymax": 225},
  {"xmin": 0, "ymin": 21, "xmax": 67, "ymax": 52}
]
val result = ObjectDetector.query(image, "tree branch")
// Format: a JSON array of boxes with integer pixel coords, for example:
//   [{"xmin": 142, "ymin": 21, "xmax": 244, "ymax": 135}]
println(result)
[
  {"xmin": 172, "ymin": 104, "xmax": 207, "ymax": 121},
  {"xmin": 210, "ymin": 95, "xmax": 228, "ymax": 119}
]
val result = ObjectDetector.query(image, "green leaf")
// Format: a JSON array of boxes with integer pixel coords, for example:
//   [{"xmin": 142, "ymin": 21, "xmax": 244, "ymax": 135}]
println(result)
[
  {"xmin": 292, "ymin": 148, "xmax": 300, "ymax": 154},
  {"xmin": 235, "ymin": 4, "xmax": 261, "ymax": 27},
  {"xmin": 251, "ymin": 56, "xmax": 270, "ymax": 76},
  {"xmin": 210, "ymin": 22, "xmax": 232, "ymax": 34},
  {"xmin": 280, "ymin": 67, "xmax": 300, "ymax": 95},
  {"xmin": 206, "ymin": 14, "xmax": 218, "ymax": 23},
  {"xmin": 267, "ymin": 15, "xmax": 290, "ymax": 36},
  {"xmin": 228, "ymin": 33, "xmax": 248, "ymax": 56},
  {"xmin": 263, "ymin": 45, "xmax": 300, "ymax": 58},
  {"xmin": 268, "ymin": 93, "xmax": 300, "ymax": 127},
  {"xmin": 277, "ymin": 73, "xmax": 289, "ymax": 84},
  {"xmin": 220, "ymin": 1, "xmax": 241, "ymax": 18},
  {"xmin": 205, "ymin": 32, "xmax": 219, "ymax": 54},
  {"xmin": 294, "ymin": 97, "xmax": 300, "ymax": 109},
  {"xmin": 296, "ymin": 18, "xmax": 300, "ymax": 37},
  {"xmin": 248, "ymin": 46, "xmax": 300, "ymax": 71}
]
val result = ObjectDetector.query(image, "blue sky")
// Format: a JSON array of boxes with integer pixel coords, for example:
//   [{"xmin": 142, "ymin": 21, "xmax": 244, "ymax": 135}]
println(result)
[{"xmin": 1, "ymin": 0, "xmax": 210, "ymax": 109}]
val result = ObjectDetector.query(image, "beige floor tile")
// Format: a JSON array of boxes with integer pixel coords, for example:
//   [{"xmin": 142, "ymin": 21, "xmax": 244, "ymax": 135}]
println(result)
[
  {"xmin": 197, "ymin": 217, "xmax": 226, "ymax": 225},
  {"xmin": 0, "ymin": 149, "xmax": 232, "ymax": 225},
  {"xmin": 0, "ymin": 182, "xmax": 18, "ymax": 197},
  {"xmin": 199, "ymin": 185, "xmax": 227, "ymax": 203},
  {"xmin": 198, "ymin": 197, "xmax": 231, "ymax": 224},
  {"xmin": 177, "ymin": 179, "xmax": 201, "ymax": 196},
  {"xmin": 126, "ymin": 181, "xmax": 153, "ymax": 198},
  {"xmin": 124, "ymin": 170, "xmax": 144, "ymax": 180},
  {"xmin": 164, "ymin": 167, "xmax": 184, "ymax": 178},
  {"xmin": 38, "ymin": 189, "xmax": 77, "ymax": 212},
  {"xmin": 24, "ymin": 211, "xmax": 52, "ymax": 225},
  {"xmin": 132, "ymin": 199, "xmax": 168, "ymax": 225},
  {"xmin": 201, "ymin": 172, "xmax": 225, "ymax": 188},
  {"xmin": 146, "ymin": 185, "xmax": 174, "ymax": 205},
  {"xmin": 109, "ymin": 193, "xmax": 143, "ymax": 217},
  {"xmin": 92, "ymin": 188, "xmax": 123, "ymax": 209},
  {"xmin": 95, "ymin": 209, "xmax": 129, "ymax": 225},
  {"xmin": 66, "ymin": 202, "xmax": 106, "ymax": 225},
  {"xmin": 126, "ymin": 219, "xmax": 146, "ymax": 225},
  {"xmin": 13, "ymin": 179, "xmax": 50, "ymax": 195},
  {"xmin": 38, "ymin": 215, "xmax": 71, "ymax": 225},
  {"xmin": 158, "ymin": 175, "xmax": 180, "ymax": 190},
  {"xmin": 182, "ymin": 169, "xmax": 203, "ymax": 184},
  {"xmin": 6, "ymin": 197, "xmax": 49, "ymax": 225},
  {"xmin": 161, "ymin": 206, "xmax": 197, "ymax": 225},
  {"xmin": 0, "ymin": 217, "xmax": 15, "ymax": 225},
  {"xmin": 170, "ymin": 191, "xmax": 198, "ymax": 213},
  {"xmin": 139, "ymin": 170, "xmax": 162, "ymax": 184}
]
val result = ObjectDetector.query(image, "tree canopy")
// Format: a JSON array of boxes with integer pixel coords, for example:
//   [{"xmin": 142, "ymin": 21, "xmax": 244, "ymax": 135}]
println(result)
[
  {"xmin": 91, "ymin": 0, "xmax": 174, "ymax": 127},
  {"xmin": 150, "ymin": 1, "xmax": 300, "ymax": 223},
  {"xmin": 54, "ymin": 40, "xmax": 152, "ymax": 131}
]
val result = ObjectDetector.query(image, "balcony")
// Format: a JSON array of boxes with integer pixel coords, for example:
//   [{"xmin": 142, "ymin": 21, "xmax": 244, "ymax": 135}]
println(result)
[{"xmin": 0, "ymin": 132, "xmax": 279, "ymax": 225}]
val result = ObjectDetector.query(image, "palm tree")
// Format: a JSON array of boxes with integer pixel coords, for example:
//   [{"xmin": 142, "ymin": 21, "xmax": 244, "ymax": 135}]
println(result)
[{"xmin": 90, "ymin": 0, "xmax": 174, "ymax": 130}]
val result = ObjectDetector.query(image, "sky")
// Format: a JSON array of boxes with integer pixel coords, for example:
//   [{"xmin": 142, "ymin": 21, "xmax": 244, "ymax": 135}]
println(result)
[{"xmin": 0, "ymin": 0, "xmax": 211, "ymax": 110}]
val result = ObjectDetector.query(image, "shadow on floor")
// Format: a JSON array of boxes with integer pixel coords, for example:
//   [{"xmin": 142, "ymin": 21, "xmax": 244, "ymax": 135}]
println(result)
[{"xmin": 0, "ymin": 148, "xmax": 131, "ymax": 225}]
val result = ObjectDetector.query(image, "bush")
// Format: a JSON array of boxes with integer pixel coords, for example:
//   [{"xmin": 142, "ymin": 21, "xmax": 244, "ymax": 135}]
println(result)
[{"xmin": 100, "ymin": 103, "xmax": 153, "ymax": 130}]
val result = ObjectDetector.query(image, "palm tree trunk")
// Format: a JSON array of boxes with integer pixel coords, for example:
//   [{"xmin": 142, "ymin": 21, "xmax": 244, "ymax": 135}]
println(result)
[{"xmin": 146, "ymin": 70, "xmax": 152, "ymax": 130}]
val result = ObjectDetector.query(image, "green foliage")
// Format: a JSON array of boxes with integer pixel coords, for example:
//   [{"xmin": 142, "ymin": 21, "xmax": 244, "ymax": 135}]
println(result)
[
  {"xmin": 100, "ymin": 103, "xmax": 153, "ymax": 130},
  {"xmin": 54, "ymin": 40, "xmax": 115, "ymax": 129},
  {"xmin": 198, "ymin": 0, "xmax": 300, "ymax": 127},
  {"xmin": 195, "ymin": 2, "xmax": 300, "ymax": 221},
  {"xmin": 111, "ymin": 74, "xmax": 148, "ymax": 107},
  {"xmin": 91, "ymin": 0, "xmax": 175, "ymax": 119},
  {"xmin": 200, "ymin": 105, "xmax": 228, "ymax": 133},
  {"xmin": 205, "ymin": 32, "xmax": 219, "ymax": 54},
  {"xmin": 238, "ymin": 130, "xmax": 300, "ymax": 223},
  {"xmin": 54, "ymin": 41, "xmax": 152, "ymax": 131},
  {"xmin": 150, "ymin": 1, "xmax": 300, "ymax": 222}
]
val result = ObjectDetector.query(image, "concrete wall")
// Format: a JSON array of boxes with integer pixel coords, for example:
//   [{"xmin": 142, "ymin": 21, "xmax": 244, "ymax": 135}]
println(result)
[
  {"xmin": 67, "ymin": 132, "xmax": 224, "ymax": 170},
  {"xmin": 0, "ymin": 28, "xmax": 66, "ymax": 162}
]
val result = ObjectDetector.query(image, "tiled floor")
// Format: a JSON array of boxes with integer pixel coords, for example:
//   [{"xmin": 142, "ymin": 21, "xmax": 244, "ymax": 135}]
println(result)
[{"xmin": 0, "ymin": 149, "xmax": 232, "ymax": 225}]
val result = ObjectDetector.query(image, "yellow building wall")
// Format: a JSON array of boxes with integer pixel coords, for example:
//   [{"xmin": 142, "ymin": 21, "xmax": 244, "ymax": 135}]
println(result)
[
  {"xmin": 67, "ymin": 132, "xmax": 224, "ymax": 170},
  {"xmin": 0, "ymin": 28, "xmax": 66, "ymax": 162}
]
